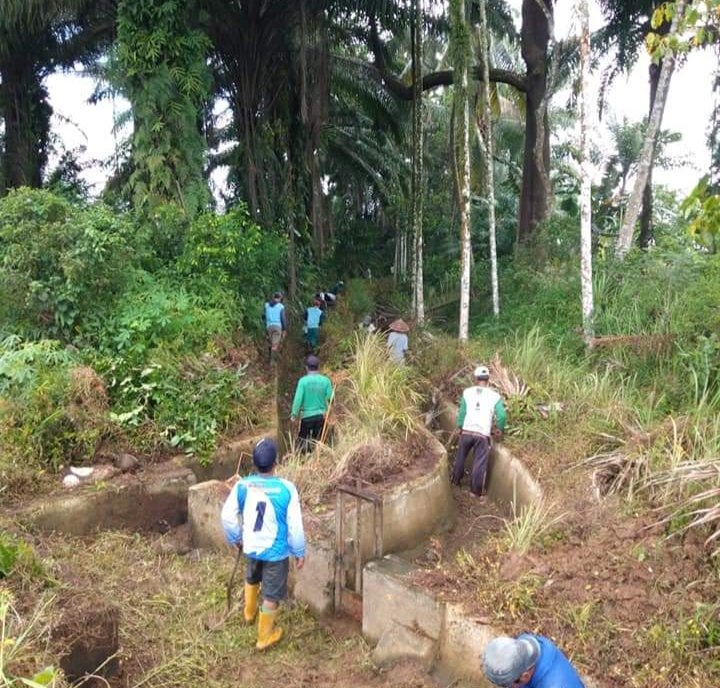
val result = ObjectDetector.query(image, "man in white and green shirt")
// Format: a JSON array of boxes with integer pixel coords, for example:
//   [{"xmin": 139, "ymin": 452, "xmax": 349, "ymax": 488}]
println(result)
[
  {"xmin": 290, "ymin": 355, "xmax": 333, "ymax": 452},
  {"xmin": 452, "ymin": 365, "xmax": 507, "ymax": 496}
]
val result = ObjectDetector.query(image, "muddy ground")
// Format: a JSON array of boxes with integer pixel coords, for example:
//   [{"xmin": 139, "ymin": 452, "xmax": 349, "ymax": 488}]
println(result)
[{"xmin": 407, "ymin": 454, "xmax": 720, "ymax": 688}]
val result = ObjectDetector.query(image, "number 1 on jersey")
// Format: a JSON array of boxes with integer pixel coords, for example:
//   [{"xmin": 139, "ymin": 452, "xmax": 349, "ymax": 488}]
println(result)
[{"xmin": 253, "ymin": 501, "xmax": 266, "ymax": 531}]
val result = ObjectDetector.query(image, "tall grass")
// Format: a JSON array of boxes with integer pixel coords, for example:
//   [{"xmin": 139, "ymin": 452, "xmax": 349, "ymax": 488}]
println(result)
[
  {"xmin": 346, "ymin": 333, "xmax": 421, "ymax": 438},
  {"xmin": 0, "ymin": 591, "xmax": 65, "ymax": 687},
  {"xmin": 503, "ymin": 498, "xmax": 566, "ymax": 554}
]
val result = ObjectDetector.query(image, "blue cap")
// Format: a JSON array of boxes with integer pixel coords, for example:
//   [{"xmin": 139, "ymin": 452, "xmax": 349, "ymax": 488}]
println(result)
[
  {"xmin": 253, "ymin": 438, "xmax": 278, "ymax": 470},
  {"xmin": 306, "ymin": 355, "xmax": 320, "ymax": 370},
  {"xmin": 483, "ymin": 636, "xmax": 540, "ymax": 686}
]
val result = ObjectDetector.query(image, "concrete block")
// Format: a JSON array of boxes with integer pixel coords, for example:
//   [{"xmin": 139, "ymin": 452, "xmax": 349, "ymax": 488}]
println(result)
[
  {"xmin": 291, "ymin": 538, "xmax": 336, "ymax": 615},
  {"xmin": 188, "ymin": 480, "xmax": 232, "ymax": 551},
  {"xmin": 438, "ymin": 602, "xmax": 494, "ymax": 682},
  {"xmin": 363, "ymin": 556, "xmax": 445, "ymax": 644},
  {"xmin": 372, "ymin": 621, "xmax": 437, "ymax": 667}
]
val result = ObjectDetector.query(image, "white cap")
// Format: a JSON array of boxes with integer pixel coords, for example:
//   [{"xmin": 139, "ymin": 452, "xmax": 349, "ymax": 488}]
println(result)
[{"xmin": 474, "ymin": 365, "xmax": 490, "ymax": 379}]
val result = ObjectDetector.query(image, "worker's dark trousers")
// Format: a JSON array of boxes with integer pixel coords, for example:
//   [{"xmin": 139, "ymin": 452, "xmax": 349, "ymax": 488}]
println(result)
[
  {"xmin": 298, "ymin": 414, "xmax": 325, "ymax": 452},
  {"xmin": 452, "ymin": 432, "xmax": 491, "ymax": 495}
]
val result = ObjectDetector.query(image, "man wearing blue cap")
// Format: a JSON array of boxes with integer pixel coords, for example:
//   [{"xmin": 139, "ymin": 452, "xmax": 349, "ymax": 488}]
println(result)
[
  {"xmin": 220, "ymin": 438, "xmax": 305, "ymax": 650},
  {"xmin": 483, "ymin": 633, "xmax": 584, "ymax": 687}
]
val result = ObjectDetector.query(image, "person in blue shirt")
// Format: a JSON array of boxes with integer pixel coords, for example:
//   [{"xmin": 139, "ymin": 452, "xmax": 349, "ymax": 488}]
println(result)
[
  {"xmin": 303, "ymin": 297, "xmax": 325, "ymax": 351},
  {"xmin": 483, "ymin": 633, "xmax": 585, "ymax": 687},
  {"xmin": 220, "ymin": 438, "xmax": 305, "ymax": 650},
  {"xmin": 262, "ymin": 292, "xmax": 287, "ymax": 360}
]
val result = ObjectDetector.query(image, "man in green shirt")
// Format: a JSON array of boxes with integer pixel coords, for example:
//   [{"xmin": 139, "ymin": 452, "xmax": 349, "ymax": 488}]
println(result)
[{"xmin": 290, "ymin": 355, "xmax": 334, "ymax": 452}]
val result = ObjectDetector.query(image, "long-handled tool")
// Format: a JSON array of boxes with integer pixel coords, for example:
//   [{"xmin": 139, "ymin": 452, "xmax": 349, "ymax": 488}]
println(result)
[{"xmin": 318, "ymin": 384, "xmax": 336, "ymax": 447}]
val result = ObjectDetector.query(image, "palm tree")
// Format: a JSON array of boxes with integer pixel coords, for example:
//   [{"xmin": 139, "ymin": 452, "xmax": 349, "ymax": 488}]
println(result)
[
  {"xmin": 598, "ymin": 0, "xmax": 672, "ymax": 248},
  {"xmin": 0, "ymin": 0, "xmax": 113, "ymax": 193}
]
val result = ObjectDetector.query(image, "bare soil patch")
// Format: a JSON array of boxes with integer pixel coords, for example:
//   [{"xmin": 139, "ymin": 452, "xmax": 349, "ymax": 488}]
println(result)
[{"xmin": 407, "ymin": 462, "xmax": 719, "ymax": 688}]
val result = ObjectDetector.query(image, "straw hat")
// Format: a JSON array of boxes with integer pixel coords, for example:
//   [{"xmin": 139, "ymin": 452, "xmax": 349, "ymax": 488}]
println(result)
[{"xmin": 389, "ymin": 319, "xmax": 410, "ymax": 333}]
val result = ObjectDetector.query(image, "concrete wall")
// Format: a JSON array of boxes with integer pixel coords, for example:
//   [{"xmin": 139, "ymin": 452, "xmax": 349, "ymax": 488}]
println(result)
[
  {"xmin": 341, "ymin": 433, "xmax": 456, "ymax": 564},
  {"xmin": 435, "ymin": 400, "xmax": 542, "ymax": 510},
  {"xmin": 22, "ymin": 465, "xmax": 197, "ymax": 535},
  {"xmin": 363, "ymin": 555, "xmax": 597, "ymax": 687}
]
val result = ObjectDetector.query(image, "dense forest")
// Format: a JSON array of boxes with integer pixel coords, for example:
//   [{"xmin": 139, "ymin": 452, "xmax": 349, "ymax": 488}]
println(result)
[{"xmin": 1, "ymin": 1, "xmax": 720, "ymax": 685}]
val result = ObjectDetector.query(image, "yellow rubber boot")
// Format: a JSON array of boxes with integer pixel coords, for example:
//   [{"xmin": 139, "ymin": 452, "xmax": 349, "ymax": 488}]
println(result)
[
  {"xmin": 243, "ymin": 583, "xmax": 260, "ymax": 624},
  {"xmin": 256, "ymin": 609, "xmax": 283, "ymax": 650}
]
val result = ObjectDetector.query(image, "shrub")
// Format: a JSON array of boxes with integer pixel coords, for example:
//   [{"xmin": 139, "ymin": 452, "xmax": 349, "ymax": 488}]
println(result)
[
  {"xmin": 0, "ymin": 338, "xmax": 109, "ymax": 493},
  {"xmin": 0, "ymin": 533, "xmax": 44, "ymax": 581},
  {"xmin": 84, "ymin": 272, "xmax": 236, "ymax": 363},
  {"xmin": 106, "ymin": 350, "xmax": 264, "ymax": 460},
  {"xmin": 178, "ymin": 205, "xmax": 287, "ymax": 326},
  {"xmin": 0, "ymin": 189, "xmax": 133, "ymax": 340}
]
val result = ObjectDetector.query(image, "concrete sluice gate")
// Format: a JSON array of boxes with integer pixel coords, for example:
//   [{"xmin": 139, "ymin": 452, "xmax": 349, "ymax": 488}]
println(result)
[{"xmin": 15, "ymin": 397, "xmax": 550, "ymax": 684}]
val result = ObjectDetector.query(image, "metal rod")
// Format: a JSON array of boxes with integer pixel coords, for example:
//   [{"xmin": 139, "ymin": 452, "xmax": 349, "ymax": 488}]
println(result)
[
  {"xmin": 334, "ymin": 490, "xmax": 344, "ymax": 612},
  {"xmin": 337, "ymin": 483, "xmax": 382, "ymax": 504},
  {"xmin": 354, "ymin": 494, "xmax": 362, "ymax": 593},
  {"xmin": 376, "ymin": 502, "xmax": 384, "ymax": 558}
]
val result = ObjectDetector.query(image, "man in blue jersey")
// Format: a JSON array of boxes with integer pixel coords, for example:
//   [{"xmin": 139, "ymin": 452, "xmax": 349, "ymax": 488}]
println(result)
[
  {"xmin": 221, "ymin": 438, "xmax": 305, "ymax": 650},
  {"xmin": 262, "ymin": 292, "xmax": 287, "ymax": 360},
  {"xmin": 483, "ymin": 633, "xmax": 585, "ymax": 687},
  {"xmin": 303, "ymin": 297, "xmax": 325, "ymax": 351}
]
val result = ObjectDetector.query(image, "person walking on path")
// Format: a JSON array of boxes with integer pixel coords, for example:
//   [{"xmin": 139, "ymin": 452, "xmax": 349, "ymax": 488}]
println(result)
[
  {"xmin": 452, "ymin": 365, "xmax": 506, "ymax": 496},
  {"xmin": 290, "ymin": 355, "xmax": 333, "ymax": 452},
  {"xmin": 262, "ymin": 292, "xmax": 287, "ymax": 360},
  {"xmin": 220, "ymin": 438, "xmax": 305, "ymax": 651},
  {"xmin": 483, "ymin": 633, "xmax": 585, "ymax": 687},
  {"xmin": 303, "ymin": 297, "xmax": 325, "ymax": 351},
  {"xmin": 387, "ymin": 319, "xmax": 410, "ymax": 364}
]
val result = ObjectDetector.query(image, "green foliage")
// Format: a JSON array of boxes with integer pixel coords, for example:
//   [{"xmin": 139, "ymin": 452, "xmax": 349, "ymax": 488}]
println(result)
[
  {"xmin": 81, "ymin": 272, "xmax": 265, "ymax": 459},
  {"xmin": 86, "ymin": 272, "xmax": 235, "ymax": 362},
  {"xmin": 642, "ymin": 604, "xmax": 720, "ymax": 681},
  {"xmin": 344, "ymin": 278, "xmax": 375, "ymax": 318},
  {"xmin": 115, "ymin": 0, "xmax": 211, "ymax": 215},
  {"xmin": 137, "ymin": 202, "xmax": 192, "ymax": 266},
  {"xmin": 0, "ymin": 189, "xmax": 132, "ymax": 339},
  {"xmin": 106, "ymin": 351, "xmax": 261, "ymax": 460},
  {"xmin": 0, "ymin": 533, "xmax": 43, "ymax": 580},
  {"xmin": 179, "ymin": 205, "xmax": 287, "ymax": 324},
  {"xmin": 0, "ymin": 337, "xmax": 108, "ymax": 491},
  {"xmin": 681, "ymin": 177, "xmax": 720, "ymax": 253}
]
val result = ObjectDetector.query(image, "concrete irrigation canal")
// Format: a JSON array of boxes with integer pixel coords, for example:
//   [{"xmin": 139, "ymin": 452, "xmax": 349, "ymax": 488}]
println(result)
[{"xmin": 12, "ymin": 374, "xmax": 568, "ymax": 686}]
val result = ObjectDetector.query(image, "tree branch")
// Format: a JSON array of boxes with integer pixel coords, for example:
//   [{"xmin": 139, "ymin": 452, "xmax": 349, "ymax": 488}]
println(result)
[{"xmin": 368, "ymin": 17, "xmax": 526, "ymax": 98}]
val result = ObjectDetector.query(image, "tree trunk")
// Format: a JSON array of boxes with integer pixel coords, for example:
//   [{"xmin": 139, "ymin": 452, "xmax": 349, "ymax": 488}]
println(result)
[
  {"xmin": 450, "ymin": 0, "xmax": 472, "ymax": 341},
  {"xmin": 0, "ymin": 53, "xmax": 50, "ymax": 192},
  {"xmin": 411, "ymin": 0, "xmax": 425, "ymax": 325},
  {"xmin": 616, "ymin": 0, "xmax": 686, "ymax": 259},
  {"xmin": 518, "ymin": 0, "xmax": 553, "ymax": 244},
  {"xmin": 638, "ymin": 61, "xmax": 661, "ymax": 249},
  {"xmin": 578, "ymin": 0, "xmax": 594, "ymax": 344},
  {"xmin": 479, "ymin": 0, "xmax": 499, "ymax": 317}
]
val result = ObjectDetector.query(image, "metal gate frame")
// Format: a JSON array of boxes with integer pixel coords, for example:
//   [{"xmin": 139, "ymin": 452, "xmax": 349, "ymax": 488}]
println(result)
[{"xmin": 334, "ymin": 483, "xmax": 383, "ymax": 614}]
